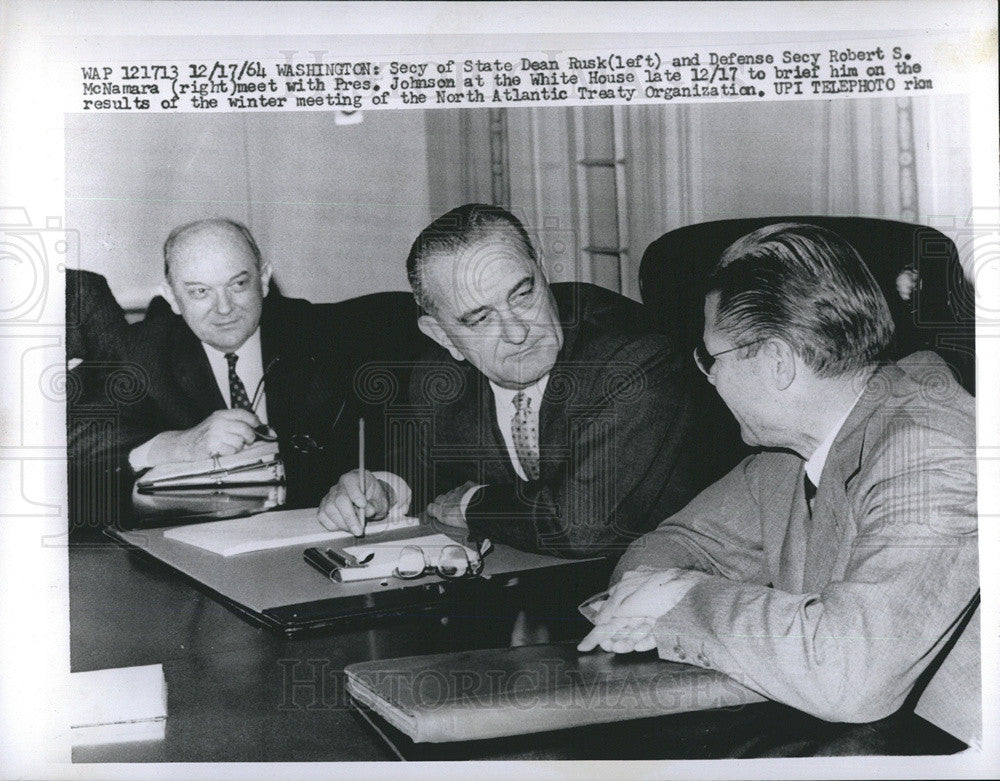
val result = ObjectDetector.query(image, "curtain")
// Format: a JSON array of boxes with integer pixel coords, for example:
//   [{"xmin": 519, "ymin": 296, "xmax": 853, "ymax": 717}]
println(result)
[{"xmin": 425, "ymin": 96, "xmax": 976, "ymax": 289}]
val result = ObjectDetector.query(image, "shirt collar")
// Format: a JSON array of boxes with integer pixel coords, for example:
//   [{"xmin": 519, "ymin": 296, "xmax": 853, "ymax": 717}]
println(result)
[
  {"xmin": 490, "ymin": 374, "xmax": 549, "ymax": 414},
  {"xmin": 202, "ymin": 327, "xmax": 262, "ymax": 360},
  {"xmin": 804, "ymin": 390, "xmax": 863, "ymax": 486}
]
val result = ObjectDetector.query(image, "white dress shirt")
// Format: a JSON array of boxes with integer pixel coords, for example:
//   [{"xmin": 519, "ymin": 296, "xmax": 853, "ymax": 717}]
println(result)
[{"xmin": 201, "ymin": 328, "xmax": 268, "ymax": 423}]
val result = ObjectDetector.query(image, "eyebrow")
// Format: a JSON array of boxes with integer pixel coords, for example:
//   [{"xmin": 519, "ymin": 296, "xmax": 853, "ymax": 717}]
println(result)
[
  {"xmin": 456, "ymin": 274, "xmax": 534, "ymax": 324},
  {"xmin": 507, "ymin": 274, "xmax": 534, "ymax": 299},
  {"xmin": 457, "ymin": 304, "xmax": 490, "ymax": 324},
  {"xmin": 181, "ymin": 270, "xmax": 250, "ymax": 287}
]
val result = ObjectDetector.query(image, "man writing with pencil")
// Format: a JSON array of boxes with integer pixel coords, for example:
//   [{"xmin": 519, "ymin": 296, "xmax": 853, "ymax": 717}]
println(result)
[
  {"xmin": 318, "ymin": 204, "xmax": 698, "ymax": 559},
  {"xmin": 116, "ymin": 218, "xmax": 365, "ymax": 511}
]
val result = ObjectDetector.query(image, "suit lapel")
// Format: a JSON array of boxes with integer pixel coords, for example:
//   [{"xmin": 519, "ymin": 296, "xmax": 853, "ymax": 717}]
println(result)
[
  {"xmin": 765, "ymin": 462, "xmax": 805, "ymax": 590},
  {"xmin": 259, "ymin": 300, "xmax": 293, "ymax": 436},
  {"xmin": 536, "ymin": 284, "xmax": 585, "ymax": 476},
  {"xmin": 802, "ymin": 466, "xmax": 854, "ymax": 589},
  {"xmin": 478, "ymin": 373, "xmax": 518, "ymax": 482},
  {"xmin": 169, "ymin": 319, "xmax": 225, "ymax": 418},
  {"xmin": 800, "ymin": 364, "xmax": 896, "ymax": 589},
  {"xmin": 432, "ymin": 362, "xmax": 514, "ymax": 484}
]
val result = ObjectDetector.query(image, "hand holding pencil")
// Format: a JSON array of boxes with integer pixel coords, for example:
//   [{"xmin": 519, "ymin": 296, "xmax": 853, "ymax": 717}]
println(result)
[
  {"xmin": 317, "ymin": 468, "xmax": 394, "ymax": 536},
  {"xmin": 317, "ymin": 419, "xmax": 396, "ymax": 536},
  {"xmin": 357, "ymin": 418, "xmax": 366, "ymax": 536}
]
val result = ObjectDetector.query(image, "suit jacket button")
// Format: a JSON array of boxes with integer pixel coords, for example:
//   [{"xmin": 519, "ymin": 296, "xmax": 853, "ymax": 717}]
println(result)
[{"xmin": 696, "ymin": 652, "xmax": 709, "ymax": 666}]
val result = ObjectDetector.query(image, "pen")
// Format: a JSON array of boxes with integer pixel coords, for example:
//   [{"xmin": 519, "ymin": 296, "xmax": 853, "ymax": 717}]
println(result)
[{"xmin": 358, "ymin": 417, "xmax": 366, "ymax": 537}]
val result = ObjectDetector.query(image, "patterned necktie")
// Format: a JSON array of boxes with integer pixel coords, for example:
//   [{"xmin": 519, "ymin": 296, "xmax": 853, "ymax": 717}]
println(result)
[
  {"xmin": 224, "ymin": 352, "xmax": 253, "ymax": 411},
  {"xmin": 511, "ymin": 390, "xmax": 541, "ymax": 481}
]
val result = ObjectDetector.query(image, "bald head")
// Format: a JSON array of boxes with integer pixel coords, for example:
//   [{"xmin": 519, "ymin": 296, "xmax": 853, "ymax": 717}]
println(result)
[
  {"xmin": 164, "ymin": 218, "xmax": 262, "ymax": 279},
  {"xmin": 160, "ymin": 218, "xmax": 272, "ymax": 352}
]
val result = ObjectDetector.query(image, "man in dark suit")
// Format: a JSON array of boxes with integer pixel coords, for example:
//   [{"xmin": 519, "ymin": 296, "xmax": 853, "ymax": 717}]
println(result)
[
  {"xmin": 318, "ymin": 203, "xmax": 697, "ymax": 559},
  {"xmin": 118, "ymin": 218, "xmax": 363, "ymax": 512},
  {"xmin": 579, "ymin": 223, "xmax": 978, "ymax": 754},
  {"xmin": 66, "ymin": 269, "xmax": 136, "ymax": 535}
]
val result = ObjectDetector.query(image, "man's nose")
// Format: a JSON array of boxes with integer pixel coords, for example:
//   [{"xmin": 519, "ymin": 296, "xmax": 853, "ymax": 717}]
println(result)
[
  {"xmin": 214, "ymin": 289, "xmax": 233, "ymax": 314},
  {"xmin": 497, "ymin": 310, "xmax": 529, "ymax": 345}
]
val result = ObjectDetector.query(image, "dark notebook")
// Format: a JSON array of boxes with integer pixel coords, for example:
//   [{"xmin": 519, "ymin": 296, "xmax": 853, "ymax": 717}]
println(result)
[{"xmin": 344, "ymin": 640, "xmax": 765, "ymax": 743}]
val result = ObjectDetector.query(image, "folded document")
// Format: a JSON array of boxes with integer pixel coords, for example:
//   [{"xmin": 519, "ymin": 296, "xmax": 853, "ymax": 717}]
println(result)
[{"xmin": 136, "ymin": 441, "xmax": 283, "ymax": 492}]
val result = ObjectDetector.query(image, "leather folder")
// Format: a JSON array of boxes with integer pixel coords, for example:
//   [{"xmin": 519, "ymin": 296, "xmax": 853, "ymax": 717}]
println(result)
[{"xmin": 344, "ymin": 640, "xmax": 765, "ymax": 743}]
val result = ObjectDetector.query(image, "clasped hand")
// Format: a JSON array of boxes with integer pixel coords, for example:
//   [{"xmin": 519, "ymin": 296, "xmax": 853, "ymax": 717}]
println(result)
[{"xmin": 577, "ymin": 568, "xmax": 708, "ymax": 654}]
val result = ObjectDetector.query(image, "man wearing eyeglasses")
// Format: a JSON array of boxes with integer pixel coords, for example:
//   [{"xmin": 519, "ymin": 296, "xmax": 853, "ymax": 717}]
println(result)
[
  {"xmin": 579, "ymin": 223, "xmax": 979, "ymax": 753},
  {"xmin": 116, "ymin": 218, "xmax": 365, "ymax": 511},
  {"xmin": 319, "ymin": 203, "xmax": 698, "ymax": 559}
]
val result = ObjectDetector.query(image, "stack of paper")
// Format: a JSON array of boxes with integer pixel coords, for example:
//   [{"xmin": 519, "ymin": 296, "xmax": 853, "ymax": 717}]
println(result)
[
  {"xmin": 163, "ymin": 506, "xmax": 420, "ymax": 556},
  {"xmin": 136, "ymin": 440, "xmax": 283, "ymax": 492},
  {"xmin": 69, "ymin": 664, "xmax": 167, "ymax": 746}
]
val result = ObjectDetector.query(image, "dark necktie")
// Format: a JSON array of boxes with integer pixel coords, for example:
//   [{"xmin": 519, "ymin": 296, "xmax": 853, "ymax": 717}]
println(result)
[
  {"xmin": 224, "ymin": 352, "xmax": 253, "ymax": 411},
  {"xmin": 804, "ymin": 474, "xmax": 817, "ymax": 518},
  {"xmin": 511, "ymin": 391, "xmax": 541, "ymax": 481}
]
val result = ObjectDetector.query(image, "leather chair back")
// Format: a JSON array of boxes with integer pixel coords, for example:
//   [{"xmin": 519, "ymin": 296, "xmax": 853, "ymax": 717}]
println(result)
[{"xmin": 638, "ymin": 217, "xmax": 975, "ymax": 480}]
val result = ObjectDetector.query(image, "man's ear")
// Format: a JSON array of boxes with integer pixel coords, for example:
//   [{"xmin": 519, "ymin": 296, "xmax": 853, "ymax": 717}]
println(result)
[
  {"xmin": 766, "ymin": 338, "xmax": 797, "ymax": 391},
  {"xmin": 418, "ymin": 314, "xmax": 464, "ymax": 362},
  {"xmin": 259, "ymin": 262, "xmax": 273, "ymax": 298},
  {"xmin": 160, "ymin": 280, "xmax": 182, "ymax": 316}
]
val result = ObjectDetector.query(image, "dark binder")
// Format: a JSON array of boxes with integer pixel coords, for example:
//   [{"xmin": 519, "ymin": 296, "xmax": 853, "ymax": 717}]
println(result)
[{"xmin": 344, "ymin": 640, "xmax": 765, "ymax": 743}]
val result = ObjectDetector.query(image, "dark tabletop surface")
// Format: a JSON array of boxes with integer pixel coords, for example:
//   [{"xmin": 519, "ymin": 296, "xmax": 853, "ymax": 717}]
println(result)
[
  {"xmin": 69, "ymin": 538, "xmax": 607, "ymax": 762},
  {"xmin": 70, "ymin": 538, "xmax": 956, "ymax": 763}
]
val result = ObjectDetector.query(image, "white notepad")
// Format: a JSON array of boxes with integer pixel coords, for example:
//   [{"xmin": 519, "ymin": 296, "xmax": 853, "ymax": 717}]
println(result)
[
  {"xmin": 163, "ymin": 506, "xmax": 420, "ymax": 556},
  {"xmin": 337, "ymin": 533, "xmax": 477, "ymax": 582}
]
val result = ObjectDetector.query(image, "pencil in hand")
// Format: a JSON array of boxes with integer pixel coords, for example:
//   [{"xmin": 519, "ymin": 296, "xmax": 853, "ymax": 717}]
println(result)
[{"xmin": 357, "ymin": 418, "xmax": 366, "ymax": 537}]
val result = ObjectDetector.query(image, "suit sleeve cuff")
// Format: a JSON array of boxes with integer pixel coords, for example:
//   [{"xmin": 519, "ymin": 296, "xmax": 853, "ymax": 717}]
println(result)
[
  {"xmin": 459, "ymin": 483, "xmax": 486, "ymax": 519},
  {"xmin": 128, "ymin": 437, "xmax": 158, "ymax": 471}
]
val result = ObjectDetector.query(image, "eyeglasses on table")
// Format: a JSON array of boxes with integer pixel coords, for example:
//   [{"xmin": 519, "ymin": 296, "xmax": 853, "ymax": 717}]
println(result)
[{"xmin": 392, "ymin": 538, "xmax": 493, "ymax": 580}]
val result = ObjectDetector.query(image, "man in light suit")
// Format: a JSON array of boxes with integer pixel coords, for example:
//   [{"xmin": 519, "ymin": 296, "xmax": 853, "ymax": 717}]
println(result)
[
  {"xmin": 117, "ymin": 218, "xmax": 382, "ymax": 513},
  {"xmin": 579, "ymin": 223, "xmax": 979, "ymax": 754},
  {"xmin": 319, "ymin": 203, "xmax": 698, "ymax": 559}
]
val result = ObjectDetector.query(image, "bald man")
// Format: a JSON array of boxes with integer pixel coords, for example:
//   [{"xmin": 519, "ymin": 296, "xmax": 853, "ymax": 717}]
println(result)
[{"xmin": 117, "ymin": 218, "xmax": 365, "ymax": 513}]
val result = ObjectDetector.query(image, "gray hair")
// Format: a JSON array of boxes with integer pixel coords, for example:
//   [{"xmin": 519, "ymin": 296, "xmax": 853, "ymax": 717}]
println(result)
[{"xmin": 708, "ymin": 222, "xmax": 894, "ymax": 377}]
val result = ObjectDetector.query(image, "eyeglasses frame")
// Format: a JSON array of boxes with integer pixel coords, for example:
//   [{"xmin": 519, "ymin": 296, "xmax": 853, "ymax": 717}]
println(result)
[
  {"xmin": 392, "ymin": 537, "xmax": 493, "ymax": 581},
  {"xmin": 693, "ymin": 337, "xmax": 767, "ymax": 376}
]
